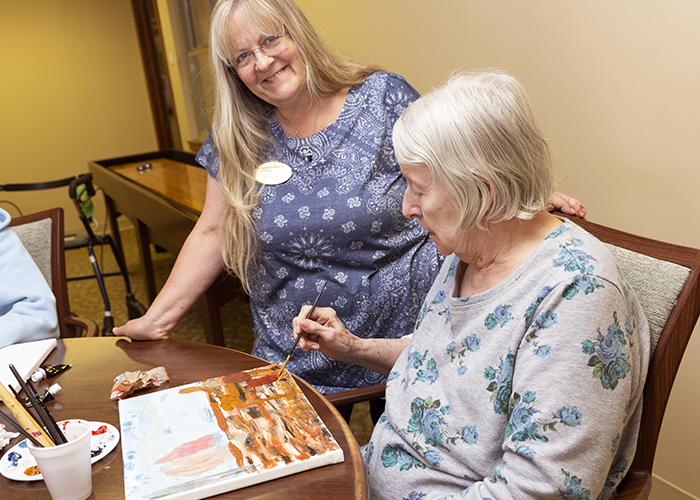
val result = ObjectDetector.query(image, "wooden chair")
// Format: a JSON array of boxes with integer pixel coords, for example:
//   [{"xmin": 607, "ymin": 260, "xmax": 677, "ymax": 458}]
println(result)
[
  {"xmin": 326, "ymin": 213, "xmax": 700, "ymax": 499},
  {"xmin": 9, "ymin": 208, "xmax": 99, "ymax": 338}
]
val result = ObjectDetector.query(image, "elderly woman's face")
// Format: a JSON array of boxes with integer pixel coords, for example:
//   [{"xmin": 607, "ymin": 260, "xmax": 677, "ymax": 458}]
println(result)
[
  {"xmin": 230, "ymin": 10, "xmax": 307, "ymax": 110},
  {"xmin": 401, "ymin": 164, "xmax": 465, "ymax": 256}
]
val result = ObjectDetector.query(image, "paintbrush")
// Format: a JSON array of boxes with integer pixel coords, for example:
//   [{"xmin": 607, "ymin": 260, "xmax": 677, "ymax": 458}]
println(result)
[
  {"xmin": 0, "ymin": 408, "xmax": 44, "ymax": 447},
  {"xmin": 280, "ymin": 279, "xmax": 328, "ymax": 373},
  {"xmin": 0, "ymin": 380, "xmax": 54, "ymax": 447},
  {"xmin": 9, "ymin": 364, "xmax": 66, "ymax": 445}
]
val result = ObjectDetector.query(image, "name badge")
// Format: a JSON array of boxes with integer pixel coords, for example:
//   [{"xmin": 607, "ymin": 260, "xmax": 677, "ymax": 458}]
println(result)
[{"xmin": 255, "ymin": 161, "xmax": 292, "ymax": 185}]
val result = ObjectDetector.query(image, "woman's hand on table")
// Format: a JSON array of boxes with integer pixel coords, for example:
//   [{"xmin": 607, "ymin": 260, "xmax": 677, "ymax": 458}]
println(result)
[{"xmin": 113, "ymin": 315, "xmax": 172, "ymax": 341}]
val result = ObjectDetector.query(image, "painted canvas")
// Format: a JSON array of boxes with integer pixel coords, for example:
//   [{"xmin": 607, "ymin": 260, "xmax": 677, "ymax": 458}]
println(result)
[{"xmin": 118, "ymin": 365, "xmax": 344, "ymax": 500}]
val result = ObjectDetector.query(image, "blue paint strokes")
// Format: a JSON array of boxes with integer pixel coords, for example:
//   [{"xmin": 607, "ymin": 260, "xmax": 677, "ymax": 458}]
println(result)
[{"xmin": 8, "ymin": 451, "xmax": 21, "ymax": 467}]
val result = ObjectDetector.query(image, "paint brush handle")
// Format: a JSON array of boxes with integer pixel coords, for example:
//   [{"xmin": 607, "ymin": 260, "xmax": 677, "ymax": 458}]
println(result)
[
  {"xmin": 0, "ymin": 381, "xmax": 54, "ymax": 447},
  {"xmin": 9, "ymin": 364, "xmax": 66, "ymax": 445},
  {"xmin": 281, "ymin": 279, "xmax": 328, "ymax": 372},
  {"xmin": 0, "ymin": 408, "xmax": 44, "ymax": 447}
]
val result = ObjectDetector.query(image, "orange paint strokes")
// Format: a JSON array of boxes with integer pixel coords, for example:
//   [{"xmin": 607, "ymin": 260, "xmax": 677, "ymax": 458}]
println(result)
[
  {"xmin": 219, "ymin": 391, "xmax": 295, "ymax": 411},
  {"xmin": 179, "ymin": 385, "xmax": 206, "ymax": 395},
  {"xmin": 227, "ymin": 439, "xmax": 245, "ymax": 467},
  {"xmin": 24, "ymin": 465, "xmax": 40, "ymax": 476},
  {"xmin": 174, "ymin": 365, "xmax": 340, "ymax": 473},
  {"xmin": 247, "ymin": 374, "xmax": 278, "ymax": 387}
]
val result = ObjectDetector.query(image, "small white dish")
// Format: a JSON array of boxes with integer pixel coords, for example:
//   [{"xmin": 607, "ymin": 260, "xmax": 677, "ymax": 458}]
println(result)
[{"xmin": 0, "ymin": 420, "xmax": 120, "ymax": 481}]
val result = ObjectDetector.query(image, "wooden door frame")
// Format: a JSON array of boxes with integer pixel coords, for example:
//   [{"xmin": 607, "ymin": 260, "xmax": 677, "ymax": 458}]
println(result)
[{"xmin": 131, "ymin": 0, "xmax": 180, "ymax": 150}]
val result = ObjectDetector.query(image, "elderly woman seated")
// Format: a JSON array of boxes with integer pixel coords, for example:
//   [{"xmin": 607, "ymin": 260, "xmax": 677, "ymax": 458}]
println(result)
[
  {"xmin": 0, "ymin": 208, "xmax": 59, "ymax": 348},
  {"xmin": 293, "ymin": 70, "xmax": 650, "ymax": 499}
]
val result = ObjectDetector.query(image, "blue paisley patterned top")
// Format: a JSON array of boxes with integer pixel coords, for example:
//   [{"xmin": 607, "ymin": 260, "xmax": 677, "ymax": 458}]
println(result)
[
  {"xmin": 364, "ymin": 219, "xmax": 650, "ymax": 500},
  {"xmin": 196, "ymin": 72, "xmax": 441, "ymax": 393}
]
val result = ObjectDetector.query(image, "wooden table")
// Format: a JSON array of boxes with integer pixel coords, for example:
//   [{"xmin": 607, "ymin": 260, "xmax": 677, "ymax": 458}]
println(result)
[
  {"xmin": 1, "ymin": 338, "xmax": 368, "ymax": 499},
  {"xmin": 88, "ymin": 151, "xmax": 241, "ymax": 346}
]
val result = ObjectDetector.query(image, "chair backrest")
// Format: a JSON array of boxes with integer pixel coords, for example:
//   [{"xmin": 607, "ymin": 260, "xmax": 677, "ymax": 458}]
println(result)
[
  {"xmin": 9, "ymin": 208, "xmax": 97, "ymax": 338},
  {"xmin": 560, "ymin": 214, "xmax": 700, "ymax": 476}
]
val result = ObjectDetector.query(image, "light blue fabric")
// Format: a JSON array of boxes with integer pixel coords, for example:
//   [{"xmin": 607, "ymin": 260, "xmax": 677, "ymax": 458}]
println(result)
[
  {"xmin": 0, "ymin": 208, "xmax": 60, "ymax": 348},
  {"xmin": 364, "ymin": 220, "xmax": 651, "ymax": 499},
  {"xmin": 196, "ymin": 73, "xmax": 442, "ymax": 393}
]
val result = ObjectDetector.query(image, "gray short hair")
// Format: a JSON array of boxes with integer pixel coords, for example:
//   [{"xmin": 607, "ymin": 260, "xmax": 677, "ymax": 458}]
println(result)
[{"xmin": 393, "ymin": 70, "xmax": 554, "ymax": 231}]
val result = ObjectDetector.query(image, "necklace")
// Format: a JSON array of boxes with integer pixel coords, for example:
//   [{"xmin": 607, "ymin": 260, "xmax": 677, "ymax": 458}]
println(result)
[{"xmin": 277, "ymin": 103, "xmax": 319, "ymax": 162}]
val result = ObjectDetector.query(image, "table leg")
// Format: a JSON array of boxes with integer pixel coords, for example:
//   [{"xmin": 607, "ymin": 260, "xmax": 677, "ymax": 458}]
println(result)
[
  {"xmin": 132, "ymin": 219, "xmax": 157, "ymax": 303},
  {"xmin": 199, "ymin": 291, "xmax": 226, "ymax": 347},
  {"xmin": 198, "ymin": 274, "xmax": 246, "ymax": 347},
  {"xmin": 104, "ymin": 195, "xmax": 126, "ymax": 264}
]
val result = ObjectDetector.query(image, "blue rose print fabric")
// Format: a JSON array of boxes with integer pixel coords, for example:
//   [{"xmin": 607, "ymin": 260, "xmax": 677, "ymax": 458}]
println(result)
[
  {"xmin": 364, "ymin": 219, "xmax": 650, "ymax": 499},
  {"xmin": 196, "ymin": 73, "xmax": 441, "ymax": 393}
]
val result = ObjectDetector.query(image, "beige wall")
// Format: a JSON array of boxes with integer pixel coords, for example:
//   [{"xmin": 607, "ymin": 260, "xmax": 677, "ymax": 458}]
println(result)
[
  {"xmin": 0, "ymin": 1, "xmax": 158, "ymax": 234},
  {"xmin": 297, "ymin": 0, "xmax": 700, "ymax": 497}
]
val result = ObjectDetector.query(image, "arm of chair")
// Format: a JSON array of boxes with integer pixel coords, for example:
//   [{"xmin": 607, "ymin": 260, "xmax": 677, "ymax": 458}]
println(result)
[
  {"xmin": 614, "ymin": 470, "xmax": 652, "ymax": 500},
  {"xmin": 65, "ymin": 315, "xmax": 100, "ymax": 338},
  {"xmin": 324, "ymin": 384, "xmax": 387, "ymax": 409}
]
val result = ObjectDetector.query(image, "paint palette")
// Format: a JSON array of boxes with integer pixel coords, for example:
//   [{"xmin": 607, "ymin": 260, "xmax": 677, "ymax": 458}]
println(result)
[{"xmin": 0, "ymin": 420, "xmax": 120, "ymax": 481}]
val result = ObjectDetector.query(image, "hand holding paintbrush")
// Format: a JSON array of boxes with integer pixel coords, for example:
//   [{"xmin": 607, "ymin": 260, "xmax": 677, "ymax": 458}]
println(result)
[{"xmin": 280, "ymin": 279, "xmax": 328, "ymax": 373}]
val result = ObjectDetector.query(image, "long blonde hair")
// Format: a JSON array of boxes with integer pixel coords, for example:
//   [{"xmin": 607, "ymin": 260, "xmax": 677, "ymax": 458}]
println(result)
[{"xmin": 209, "ymin": 0, "xmax": 382, "ymax": 293}]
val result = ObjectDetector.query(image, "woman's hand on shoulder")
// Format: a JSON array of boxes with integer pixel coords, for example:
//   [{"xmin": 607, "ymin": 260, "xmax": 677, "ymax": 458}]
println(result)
[
  {"xmin": 112, "ymin": 315, "xmax": 172, "ymax": 341},
  {"xmin": 548, "ymin": 191, "xmax": 586, "ymax": 218}
]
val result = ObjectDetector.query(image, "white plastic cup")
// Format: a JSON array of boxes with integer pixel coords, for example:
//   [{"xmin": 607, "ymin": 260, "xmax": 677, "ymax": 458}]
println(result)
[{"xmin": 28, "ymin": 420, "xmax": 93, "ymax": 500}]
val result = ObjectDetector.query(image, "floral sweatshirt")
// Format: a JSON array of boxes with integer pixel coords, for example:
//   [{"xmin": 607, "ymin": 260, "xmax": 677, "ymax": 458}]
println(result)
[{"xmin": 364, "ymin": 219, "xmax": 650, "ymax": 500}]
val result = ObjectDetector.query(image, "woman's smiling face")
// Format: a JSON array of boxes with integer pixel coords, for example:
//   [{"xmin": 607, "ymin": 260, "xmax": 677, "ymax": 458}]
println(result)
[{"xmin": 230, "ymin": 9, "xmax": 307, "ymax": 110}]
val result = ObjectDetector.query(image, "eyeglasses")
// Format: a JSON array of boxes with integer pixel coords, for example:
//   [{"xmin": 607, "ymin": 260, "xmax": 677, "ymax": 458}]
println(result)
[{"xmin": 232, "ymin": 31, "xmax": 288, "ymax": 71}]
